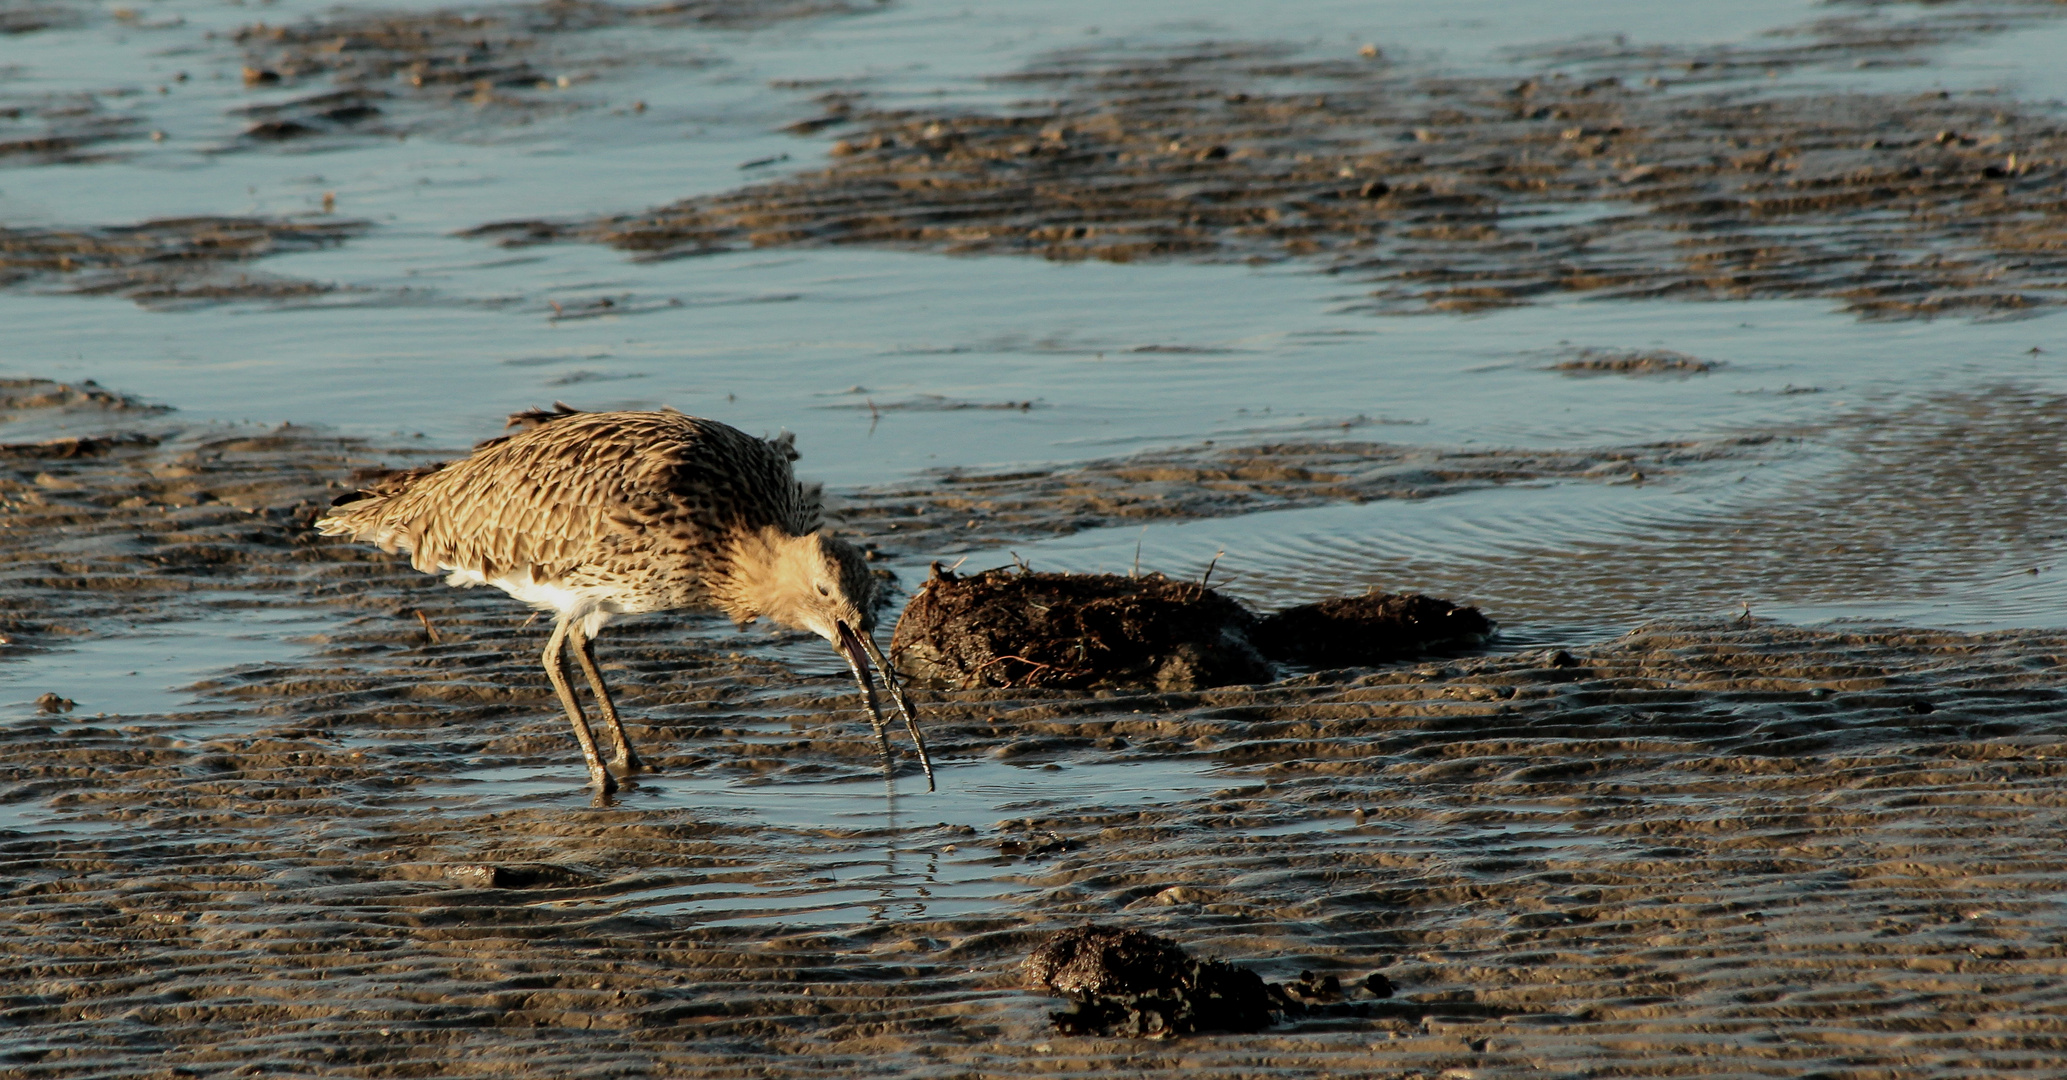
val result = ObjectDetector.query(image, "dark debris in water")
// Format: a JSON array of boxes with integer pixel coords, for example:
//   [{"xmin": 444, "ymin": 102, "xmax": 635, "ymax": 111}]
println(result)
[
  {"xmin": 821, "ymin": 394, "xmax": 1042, "ymax": 413},
  {"xmin": 0, "ymin": 95, "xmax": 137, "ymax": 164},
  {"xmin": 0, "ymin": 1, "xmax": 84, "ymax": 35},
  {"xmin": 0, "ymin": 433, "xmax": 160, "ymax": 460},
  {"xmin": 0, "ymin": 378, "xmax": 163, "ymax": 416},
  {"xmin": 442, "ymin": 862, "xmax": 600, "ymax": 889},
  {"xmin": 221, "ymin": 0, "xmax": 873, "ymax": 145},
  {"xmin": 235, "ymin": 89, "xmax": 391, "ymax": 143}
]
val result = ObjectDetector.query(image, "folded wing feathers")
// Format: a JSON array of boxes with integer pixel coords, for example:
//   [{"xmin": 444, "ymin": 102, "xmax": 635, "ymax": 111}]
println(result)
[{"xmin": 316, "ymin": 410, "xmax": 819, "ymax": 585}]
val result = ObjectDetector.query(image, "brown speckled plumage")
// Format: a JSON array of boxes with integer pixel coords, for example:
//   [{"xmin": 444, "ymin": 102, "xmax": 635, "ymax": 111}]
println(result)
[
  {"xmin": 317, "ymin": 406, "xmax": 932, "ymax": 799},
  {"xmin": 326, "ymin": 406, "xmax": 819, "ymax": 617}
]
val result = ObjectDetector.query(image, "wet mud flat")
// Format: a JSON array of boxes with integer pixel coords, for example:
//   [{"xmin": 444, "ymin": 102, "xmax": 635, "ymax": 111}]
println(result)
[
  {"xmin": 0, "ymin": 0, "xmax": 885, "ymax": 312},
  {"xmin": 11, "ymin": 0, "xmax": 2067, "ymax": 325},
  {"xmin": 0, "ymin": 378, "xmax": 429, "ymax": 643},
  {"xmin": 0, "ymin": 217, "xmax": 365, "ymax": 308},
  {"xmin": 0, "ymin": 99, "xmax": 135, "ymax": 166},
  {"xmin": 480, "ymin": 12, "xmax": 2067, "ymax": 319},
  {"xmin": 1286, "ymin": 387, "xmax": 2067, "ymax": 638},
  {"xmin": 7, "ymin": 385, "xmax": 2067, "ymax": 1076},
  {"xmin": 224, "ymin": 0, "xmax": 868, "ymax": 145},
  {"xmin": 825, "ymin": 432, "xmax": 1776, "ymax": 555}
]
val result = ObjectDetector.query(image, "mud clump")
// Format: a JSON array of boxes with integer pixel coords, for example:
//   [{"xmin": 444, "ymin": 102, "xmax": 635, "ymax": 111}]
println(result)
[
  {"xmin": 1253, "ymin": 592, "xmax": 1494, "ymax": 667},
  {"xmin": 891, "ymin": 565, "xmax": 1271, "ymax": 692},
  {"xmin": 1023, "ymin": 926, "xmax": 1275, "ymax": 1038}
]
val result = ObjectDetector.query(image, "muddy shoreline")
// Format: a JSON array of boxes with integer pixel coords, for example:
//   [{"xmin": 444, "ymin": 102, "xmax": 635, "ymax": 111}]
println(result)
[{"xmin": 7, "ymin": 381, "xmax": 2067, "ymax": 1076}]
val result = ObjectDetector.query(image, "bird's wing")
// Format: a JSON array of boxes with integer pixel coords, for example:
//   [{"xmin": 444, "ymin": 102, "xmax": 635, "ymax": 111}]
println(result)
[
  {"xmin": 319, "ymin": 412, "xmax": 821, "ymax": 579},
  {"xmin": 322, "ymin": 413, "xmax": 653, "ymax": 577}
]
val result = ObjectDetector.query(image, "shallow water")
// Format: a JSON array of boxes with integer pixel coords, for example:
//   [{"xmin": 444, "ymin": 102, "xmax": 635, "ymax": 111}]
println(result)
[
  {"xmin": 0, "ymin": 605, "xmax": 332, "ymax": 718},
  {"xmin": 993, "ymin": 382, "xmax": 2067, "ymax": 644},
  {"xmin": 8, "ymin": 1, "xmax": 2067, "ymax": 1074},
  {"xmin": 19, "ymin": 256, "xmax": 2057, "ymax": 475},
  {"xmin": 425, "ymin": 755, "xmax": 1227, "ymax": 925}
]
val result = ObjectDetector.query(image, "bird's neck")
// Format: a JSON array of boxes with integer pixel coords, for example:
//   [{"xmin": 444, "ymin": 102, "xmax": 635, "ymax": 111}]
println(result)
[{"xmin": 717, "ymin": 527, "xmax": 817, "ymax": 630}]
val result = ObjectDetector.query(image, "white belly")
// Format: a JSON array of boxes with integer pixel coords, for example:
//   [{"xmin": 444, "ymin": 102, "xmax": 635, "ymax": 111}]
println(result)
[{"xmin": 444, "ymin": 566, "xmax": 620, "ymax": 636}]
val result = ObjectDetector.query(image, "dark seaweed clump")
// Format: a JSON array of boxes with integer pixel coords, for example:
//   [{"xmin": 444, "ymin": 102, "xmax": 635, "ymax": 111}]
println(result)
[
  {"xmin": 891, "ymin": 564, "xmax": 1492, "ymax": 690},
  {"xmin": 891, "ymin": 565, "xmax": 1272, "ymax": 692},
  {"xmin": 1022, "ymin": 926, "xmax": 1276, "ymax": 1038},
  {"xmin": 1252, "ymin": 592, "xmax": 1494, "ymax": 667}
]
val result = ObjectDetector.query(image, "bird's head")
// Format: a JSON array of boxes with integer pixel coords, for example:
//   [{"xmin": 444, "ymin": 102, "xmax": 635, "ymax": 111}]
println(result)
[
  {"xmin": 742, "ymin": 531, "xmax": 880, "ymax": 643},
  {"xmin": 726, "ymin": 528, "xmax": 933, "ymax": 788}
]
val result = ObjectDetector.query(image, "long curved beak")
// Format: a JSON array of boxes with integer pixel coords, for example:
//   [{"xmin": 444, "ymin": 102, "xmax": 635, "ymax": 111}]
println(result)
[
  {"xmin": 835, "ymin": 621, "xmax": 896, "ymax": 775},
  {"xmin": 858, "ymin": 631, "xmax": 934, "ymax": 792},
  {"xmin": 836, "ymin": 621, "xmax": 934, "ymax": 790}
]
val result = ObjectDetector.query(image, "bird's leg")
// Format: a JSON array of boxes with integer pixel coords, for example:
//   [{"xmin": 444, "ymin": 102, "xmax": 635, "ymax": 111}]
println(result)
[
  {"xmin": 543, "ymin": 618, "xmax": 616, "ymax": 796},
  {"xmin": 567, "ymin": 620, "xmax": 646, "ymax": 775},
  {"xmin": 858, "ymin": 634, "xmax": 934, "ymax": 792}
]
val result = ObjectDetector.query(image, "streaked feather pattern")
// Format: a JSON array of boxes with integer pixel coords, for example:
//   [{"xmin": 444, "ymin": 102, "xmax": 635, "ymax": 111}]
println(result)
[{"xmin": 318, "ymin": 409, "xmax": 821, "ymax": 615}]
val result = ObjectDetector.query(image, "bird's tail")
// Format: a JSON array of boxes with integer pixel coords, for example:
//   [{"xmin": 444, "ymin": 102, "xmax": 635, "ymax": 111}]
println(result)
[
  {"xmin": 504, "ymin": 402, "xmax": 585, "ymax": 433},
  {"xmin": 457, "ymin": 403, "xmax": 588, "ymax": 457},
  {"xmin": 315, "ymin": 462, "xmax": 446, "ymax": 540}
]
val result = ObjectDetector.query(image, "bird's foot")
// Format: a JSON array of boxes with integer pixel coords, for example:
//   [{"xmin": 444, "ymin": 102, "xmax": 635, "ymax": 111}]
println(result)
[{"xmin": 610, "ymin": 752, "xmax": 651, "ymax": 777}]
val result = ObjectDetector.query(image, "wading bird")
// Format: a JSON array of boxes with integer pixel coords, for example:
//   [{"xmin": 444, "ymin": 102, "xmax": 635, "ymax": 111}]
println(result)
[{"xmin": 318, "ymin": 405, "xmax": 932, "ymax": 797}]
